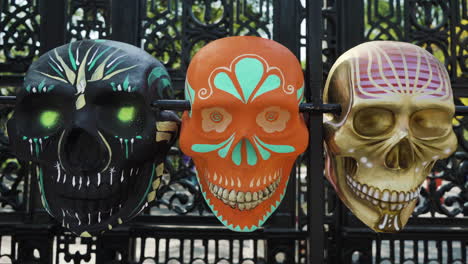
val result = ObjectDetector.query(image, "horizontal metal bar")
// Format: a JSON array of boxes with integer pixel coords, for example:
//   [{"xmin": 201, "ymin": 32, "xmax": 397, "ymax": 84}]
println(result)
[
  {"xmin": 0, "ymin": 96, "xmax": 16, "ymax": 106},
  {"xmin": 152, "ymin": 99, "xmax": 468, "ymax": 115},
  {"xmin": 0, "ymin": 223, "xmax": 309, "ymax": 239},
  {"xmin": 152, "ymin": 99, "xmax": 343, "ymax": 113},
  {"xmin": 2, "ymin": 97, "xmax": 468, "ymax": 115},
  {"xmin": 343, "ymin": 226, "xmax": 468, "ymax": 236},
  {"xmin": 152, "ymin": 99, "xmax": 191, "ymax": 111}
]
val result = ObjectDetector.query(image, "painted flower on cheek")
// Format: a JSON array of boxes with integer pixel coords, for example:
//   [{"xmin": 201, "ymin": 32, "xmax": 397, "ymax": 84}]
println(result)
[
  {"xmin": 256, "ymin": 106, "xmax": 290, "ymax": 133},
  {"xmin": 202, "ymin": 107, "xmax": 232, "ymax": 133}
]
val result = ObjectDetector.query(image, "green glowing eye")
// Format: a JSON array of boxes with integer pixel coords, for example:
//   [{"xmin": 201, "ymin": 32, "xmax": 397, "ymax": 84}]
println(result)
[
  {"xmin": 40, "ymin": 110, "xmax": 60, "ymax": 129},
  {"xmin": 118, "ymin": 106, "xmax": 136, "ymax": 122}
]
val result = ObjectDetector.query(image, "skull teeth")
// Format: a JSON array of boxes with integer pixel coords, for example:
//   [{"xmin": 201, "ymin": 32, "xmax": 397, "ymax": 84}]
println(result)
[
  {"xmin": 55, "ymin": 165, "xmax": 142, "ymax": 230},
  {"xmin": 346, "ymin": 174, "xmax": 422, "ymax": 211},
  {"xmin": 207, "ymin": 170, "xmax": 282, "ymax": 211},
  {"xmin": 58, "ymin": 167, "xmax": 139, "ymax": 189}
]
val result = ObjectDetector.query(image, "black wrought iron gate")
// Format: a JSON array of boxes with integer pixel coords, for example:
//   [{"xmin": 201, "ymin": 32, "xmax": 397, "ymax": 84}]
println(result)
[{"xmin": 0, "ymin": 0, "xmax": 467, "ymax": 263}]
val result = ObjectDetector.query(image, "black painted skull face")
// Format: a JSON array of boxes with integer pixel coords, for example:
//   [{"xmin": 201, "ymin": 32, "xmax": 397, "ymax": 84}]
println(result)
[{"xmin": 7, "ymin": 40, "xmax": 179, "ymax": 236}]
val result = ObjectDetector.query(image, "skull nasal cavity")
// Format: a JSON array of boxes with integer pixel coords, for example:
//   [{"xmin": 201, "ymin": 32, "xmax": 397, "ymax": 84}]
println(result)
[
  {"xmin": 63, "ymin": 128, "xmax": 108, "ymax": 173},
  {"xmin": 385, "ymin": 138, "xmax": 414, "ymax": 170}
]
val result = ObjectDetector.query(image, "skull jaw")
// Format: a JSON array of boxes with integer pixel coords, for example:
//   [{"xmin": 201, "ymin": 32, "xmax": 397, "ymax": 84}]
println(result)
[
  {"xmin": 39, "ymin": 162, "xmax": 156, "ymax": 236},
  {"xmin": 196, "ymin": 163, "xmax": 292, "ymax": 232},
  {"xmin": 326, "ymin": 154, "xmax": 428, "ymax": 233}
]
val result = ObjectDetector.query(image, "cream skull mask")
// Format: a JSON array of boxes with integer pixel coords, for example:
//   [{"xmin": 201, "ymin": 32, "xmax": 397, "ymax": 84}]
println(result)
[
  {"xmin": 323, "ymin": 41, "xmax": 457, "ymax": 232},
  {"xmin": 180, "ymin": 36, "xmax": 308, "ymax": 231}
]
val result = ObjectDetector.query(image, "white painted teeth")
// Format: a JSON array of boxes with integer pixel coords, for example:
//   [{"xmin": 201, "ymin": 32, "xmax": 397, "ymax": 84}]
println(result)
[
  {"xmin": 57, "ymin": 167, "xmax": 135, "ymax": 188},
  {"xmin": 62, "ymin": 207, "xmax": 120, "ymax": 227},
  {"xmin": 378, "ymin": 213, "xmax": 401, "ymax": 231},
  {"xmin": 56, "ymin": 162, "xmax": 61, "ymax": 182},
  {"xmin": 208, "ymin": 170, "xmax": 282, "ymax": 211},
  {"xmin": 346, "ymin": 174, "xmax": 422, "ymax": 211},
  {"xmin": 75, "ymin": 212, "xmax": 81, "ymax": 226}
]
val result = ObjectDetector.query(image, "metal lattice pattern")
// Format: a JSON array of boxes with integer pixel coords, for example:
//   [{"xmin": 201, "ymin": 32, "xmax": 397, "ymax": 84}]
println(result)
[
  {"xmin": 66, "ymin": 0, "xmax": 111, "ymax": 42},
  {"xmin": 140, "ymin": 0, "xmax": 274, "ymax": 96},
  {"xmin": 0, "ymin": 0, "xmax": 40, "ymax": 74},
  {"xmin": 364, "ymin": 0, "xmax": 468, "ymax": 86}
]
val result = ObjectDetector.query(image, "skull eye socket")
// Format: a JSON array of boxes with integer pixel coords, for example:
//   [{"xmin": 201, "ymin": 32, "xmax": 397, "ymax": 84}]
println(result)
[
  {"xmin": 202, "ymin": 107, "xmax": 232, "ymax": 133},
  {"xmin": 353, "ymin": 107, "xmax": 395, "ymax": 137},
  {"xmin": 96, "ymin": 93, "xmax": 146, "ymax": 137},
  {"xmin": 15, "ymin": 94, "xmax": 69, "ymax": 137},
  {"xmin": 410, "ymin": 109, "xmax": 451, "ymax": 139},
  {"xmin": 117, "ymin": 106, "xmax": 136, "ymax": 123},
  {"xmin": 256, "ymin": 106, "xmax": 290, "ymax": 133},
  {"xmin": 39, "ymin": 110, "xmax": 61, "ymax": 129}
]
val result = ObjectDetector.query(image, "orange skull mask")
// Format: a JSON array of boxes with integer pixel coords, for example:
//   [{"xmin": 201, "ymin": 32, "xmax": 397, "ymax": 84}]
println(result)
[{"xmin": 180, "ymin": 36, "xmax": 308, "ymax": 231}]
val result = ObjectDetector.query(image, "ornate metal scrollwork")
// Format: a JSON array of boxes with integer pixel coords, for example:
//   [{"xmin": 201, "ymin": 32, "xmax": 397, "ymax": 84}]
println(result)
[
  {"xmin": 152, "ymin": 151, "xmax": 210, "ymax": 215},
  {"xmin": 0, "ymin": 0, "xmax": 40, "ymax": 73},
  {"xmin": 66, "ymin": 0, "xmax": 111, "ymax": 42}
]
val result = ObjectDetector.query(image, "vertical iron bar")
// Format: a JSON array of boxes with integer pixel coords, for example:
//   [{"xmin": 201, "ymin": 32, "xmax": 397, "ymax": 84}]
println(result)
[
  {"xmin": 39, "ymin": 0, "xmax": 66, "ymax": 54},
  {"xmin": 390, "ymin": 239, "xmax": 395, "ymax": 262},
  {"xmin": 189, "ymin": 239, "xmax": 193, "ymax": 262},
  {"xmin": 424, "ymin": 240, "xmax": 428, "ymax": 263},
  {"xmin": 306, "ymin": 0, "xmax": 324, "ymax": 263},
  {"xmin": 204, "ymin": 239, "xmax": 208, "ymax": 263},
  {"xmin": 178, "ymin": 238, "xmax": 183, "ymax": 262},
  {"xmin": 336, "ymin": 0, "xmax": 364, "ymax": 53},
  {"xmin": 155, "ymin": 237, "xmax": 160, "ymax": 261},
  {"xmin": 447, "ymin": 240, "xmax": 453, "ymax": 263},
  {"xmin": 165, "ymin": 238, "xmax": 170, "ymax": 262},
  {"xmin": 269, "ymin": 5, "xmax": 300, "ymax": 261},
  {"xmin": 399, "ymin": 239, "xmax": 404, "ymax": 263},
  {"xmin": 460, "ymin": 240, "xmax": 467, "ymax": 260},
  {"xmin": 449, "ymin": 0, "xmax": 459, "ymax": 79},
  {"xmin": 271, "ymin": 5, "xmax": 300, "ymax": 259},
  {"xmin": 110, "ymin": 0, "xmax": 141, "ymax": 45},
  {"xmin": 273, "ymin": 0, "xmax": 300, "ymax": 55}
]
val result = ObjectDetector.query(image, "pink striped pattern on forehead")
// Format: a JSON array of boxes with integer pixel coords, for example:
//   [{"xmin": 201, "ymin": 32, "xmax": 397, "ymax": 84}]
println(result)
[{"xmin": 351, "ymin": 43, "xmax": 451, "ymax": 100}]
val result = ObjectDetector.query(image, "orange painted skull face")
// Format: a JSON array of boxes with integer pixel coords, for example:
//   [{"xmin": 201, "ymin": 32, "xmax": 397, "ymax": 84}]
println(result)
[{"xmin": 180, "ymin": 36, "xmax": 308, "ymax": 231}]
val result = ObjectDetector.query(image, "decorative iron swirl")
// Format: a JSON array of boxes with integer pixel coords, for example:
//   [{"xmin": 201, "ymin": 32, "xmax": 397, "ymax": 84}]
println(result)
[
  {"xmin": 413, "ymin": 98, "xmax": 468, "ymax": 218},
  {"xmin": 151, "ymin": 150, "xmax": 209, "ymax": 215},
  {"xmin": 0, "ymin": 0, "xmax": 40, "ymax": 70},
  {"xmin": 66, "ymin": 0, "xmax": 111, "ymax": 42}
]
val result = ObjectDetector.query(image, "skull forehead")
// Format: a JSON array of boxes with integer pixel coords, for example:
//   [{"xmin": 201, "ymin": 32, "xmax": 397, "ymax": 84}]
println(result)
[
  {"xmin": 186, "ymin": 36, "xmax": 304, "ymax": 108},
  {"xmin": 20, "ymin": 39, "xmax": 170, "ymax": 102},
  {"xmin": 327, "ymin": 41, "xmax": 452, "ymax": 104}
]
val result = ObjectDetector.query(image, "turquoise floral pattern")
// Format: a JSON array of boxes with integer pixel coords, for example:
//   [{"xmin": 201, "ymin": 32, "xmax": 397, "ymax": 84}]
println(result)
[
  {"xmin": 212, "ymin": 55, "xmax": 284, "ymax": 103},
  {"xmin": 187, "ymin": 54, "xmax": 297, "ymax": 166}
]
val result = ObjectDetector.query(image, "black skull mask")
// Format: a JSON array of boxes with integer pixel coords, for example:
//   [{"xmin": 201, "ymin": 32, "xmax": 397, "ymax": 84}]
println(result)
[{"xmin": 7, "ymin": 39, "xmax": 179, "ymax": 236}]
